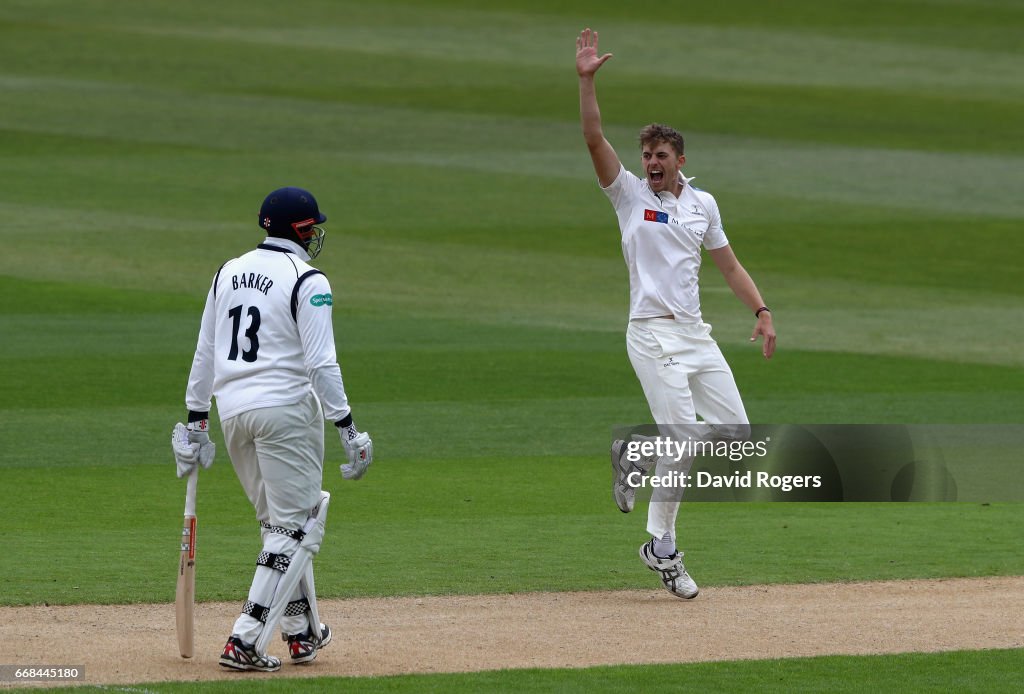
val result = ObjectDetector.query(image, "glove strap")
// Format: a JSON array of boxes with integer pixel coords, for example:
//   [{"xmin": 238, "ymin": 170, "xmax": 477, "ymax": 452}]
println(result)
[
  {"xmin": 335, "ymin": 416, "xmax": 359, "ymax": 443},
  {"xmin": 187, "ymin": 419, "xmax": 210, "ymax": 434}
]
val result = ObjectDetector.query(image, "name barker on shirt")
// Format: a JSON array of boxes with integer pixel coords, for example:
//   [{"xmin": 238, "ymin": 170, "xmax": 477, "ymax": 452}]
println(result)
[{"xmin": 231, "ymin": 271, "xmax": 274, "ymax": 295}]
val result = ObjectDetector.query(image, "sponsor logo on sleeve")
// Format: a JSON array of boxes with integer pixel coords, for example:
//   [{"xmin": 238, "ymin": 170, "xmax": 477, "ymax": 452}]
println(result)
[{"xmin": 310, "ymin": 293, "xmax": 333, "ymax": 307}]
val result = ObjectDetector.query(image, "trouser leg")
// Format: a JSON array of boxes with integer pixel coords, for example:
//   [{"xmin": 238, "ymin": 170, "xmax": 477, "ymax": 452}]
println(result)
[
  {"xmin": 689, "ymin": 340, "xmax": 750, "ymax": 441},
  {"xmin": 627, "ymin": 320, "xmax": 698, "ymax": 541},
  {"xmin": 222, "ymin": 394, "xmax": 325, "ymax": 643},
  {"xmin": 627, "ymin": 319, "xmax": 750, "ymax": 541}
]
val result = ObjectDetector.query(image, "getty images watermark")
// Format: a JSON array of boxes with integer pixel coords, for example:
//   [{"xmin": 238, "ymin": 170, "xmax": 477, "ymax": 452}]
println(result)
[
  {"xmin": 623, "ymin": 434, "xmax": 825, "ymax": 493},
  {"xmin": 614, "ymin": 424, "xmax": 1024, "ymax": 502}
]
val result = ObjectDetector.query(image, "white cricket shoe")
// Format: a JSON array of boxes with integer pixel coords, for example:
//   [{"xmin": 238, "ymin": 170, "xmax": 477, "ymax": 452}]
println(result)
[
  {"xmin": 611, "ymin": 439, "xmax": 646, "ymax": 513},
  {"xmin": 639, "ymin": 539, "xmax": 699, "ymax": 599}
]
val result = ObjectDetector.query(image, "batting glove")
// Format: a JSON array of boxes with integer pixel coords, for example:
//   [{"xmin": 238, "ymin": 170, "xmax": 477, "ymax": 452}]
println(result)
[
  {"xmin": 339, "ymin": 428, "xmax": 373, "ymax": 480},
  {"xmin": 171, "ymin": 420, "xmax": 216, "ymax": 478}
]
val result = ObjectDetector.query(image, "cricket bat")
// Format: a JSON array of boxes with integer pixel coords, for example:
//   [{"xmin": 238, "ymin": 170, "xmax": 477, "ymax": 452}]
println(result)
[{"xmin": 175, "ymin": 467, "xmax": 199, "ymax": 658}]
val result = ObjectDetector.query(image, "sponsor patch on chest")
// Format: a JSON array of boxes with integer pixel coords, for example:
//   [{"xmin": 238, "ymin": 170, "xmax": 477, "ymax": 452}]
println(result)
[{"xmin": 642, "ymin": 209, "xmax": 706, "ymax": 238}]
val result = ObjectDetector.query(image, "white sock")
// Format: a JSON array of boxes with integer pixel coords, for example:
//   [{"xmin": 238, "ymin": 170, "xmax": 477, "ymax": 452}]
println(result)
[{"xmin": 652, "ymin": 532, "xmax": 676, "ymax": 558}]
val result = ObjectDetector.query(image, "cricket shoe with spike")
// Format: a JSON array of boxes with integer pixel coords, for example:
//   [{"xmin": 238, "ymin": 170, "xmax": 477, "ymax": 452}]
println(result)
[
  {"xmin": 219, "ymin": 636, "xmax": 282, "ymax": 672},
  {"xmin": 639, "ymin": 539, "xmax": 699, "ymax": 599},
  {"xmin": 611, "ymin": 438, "xmax": 655, "ymax": 513},
  {"xmin": 286, "ymin": 623, "xmax": 333, "ymax": 664}
]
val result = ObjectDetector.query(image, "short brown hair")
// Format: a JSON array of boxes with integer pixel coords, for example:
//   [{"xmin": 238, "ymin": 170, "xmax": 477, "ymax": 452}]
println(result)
[{"xmin": 638, "ymin": 123, "xmax": 685, "ymax": 157}]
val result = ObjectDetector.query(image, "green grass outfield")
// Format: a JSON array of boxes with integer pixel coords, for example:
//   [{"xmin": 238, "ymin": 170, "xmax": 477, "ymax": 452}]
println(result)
[{"xmin": 1, "ymin": 0, "xmax": 1022, "ymax": 690}]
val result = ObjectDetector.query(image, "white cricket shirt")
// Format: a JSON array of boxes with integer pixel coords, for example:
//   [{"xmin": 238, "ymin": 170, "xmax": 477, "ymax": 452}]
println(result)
[
  {"xmin": 602, "ymin": 165, "xmax": 729, "ymax": 321},
  {"xmin": 185, "ymin": 237, "xmax": 351, "ymax": 422}
]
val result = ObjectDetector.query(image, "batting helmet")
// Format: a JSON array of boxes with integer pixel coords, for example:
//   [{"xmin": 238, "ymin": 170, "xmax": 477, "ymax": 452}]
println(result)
[{"xmin": 259, "ymin": 187, "xmax": 328, "ymax": 259}]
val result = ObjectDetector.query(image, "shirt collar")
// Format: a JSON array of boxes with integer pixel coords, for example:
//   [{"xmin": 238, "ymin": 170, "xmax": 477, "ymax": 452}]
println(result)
[{"xmin": 258, "ymin": 236, "xmax": 310, "ymax": 262}]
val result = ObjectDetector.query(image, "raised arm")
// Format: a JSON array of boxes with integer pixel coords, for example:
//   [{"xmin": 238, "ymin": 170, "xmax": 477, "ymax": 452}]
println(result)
[{"xmin": 576, "ymin": 28, "xmax": 621, "ymax": 187}]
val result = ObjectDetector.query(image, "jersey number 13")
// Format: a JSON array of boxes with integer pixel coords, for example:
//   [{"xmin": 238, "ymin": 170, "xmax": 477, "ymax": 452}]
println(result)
[{"xmin": 227, "ymin": 304, "xmax": 261, "ymax": 362}]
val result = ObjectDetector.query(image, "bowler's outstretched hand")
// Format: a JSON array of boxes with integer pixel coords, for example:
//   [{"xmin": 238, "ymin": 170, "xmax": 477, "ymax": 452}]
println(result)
[
  {"xmin": 751, "ymin": 314, "xmax": 776, "ymax": 360},
  {"xmin": 576, "ymin": 28, "xmax": 613, "ymax": 77}
]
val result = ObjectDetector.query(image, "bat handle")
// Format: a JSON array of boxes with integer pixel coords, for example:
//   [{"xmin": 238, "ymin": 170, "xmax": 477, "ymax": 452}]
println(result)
[{"xmin": 184, "ymin": 467, "xmax": 198, "ymax": 517}]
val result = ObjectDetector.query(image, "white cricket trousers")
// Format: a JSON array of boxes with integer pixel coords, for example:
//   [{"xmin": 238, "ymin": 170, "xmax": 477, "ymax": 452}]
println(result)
[
  {"xmin": 221, "ymin": 391, "xmax": 325, "ymax": 642},
  {"xmin": 222, "ymin": 391, "xmax": 325, "ymax": 530},
  {"xmin": 626, "ymin": 318, "xmax": 749, "ymax": 540}
]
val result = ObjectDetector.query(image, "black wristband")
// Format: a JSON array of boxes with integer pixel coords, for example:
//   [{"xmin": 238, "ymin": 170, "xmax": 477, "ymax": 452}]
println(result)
[
  {"xmin": 755, "ymin": 306, "xmax": 771, "ymax": 318},
  {"xmin": 187, "ymin": 410, "xmax": 210, "ymax": 423},
  {"xmin": 335, "ymin": 413, "xmax": 354, "ymax": 428}
]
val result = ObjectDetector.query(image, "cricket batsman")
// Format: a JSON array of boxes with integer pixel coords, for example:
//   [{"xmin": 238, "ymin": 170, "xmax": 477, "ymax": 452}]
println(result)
[{"xmin": 171, "ymin": 186, "xmax": 373, "ymax": 670}]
